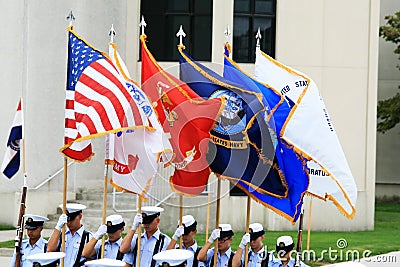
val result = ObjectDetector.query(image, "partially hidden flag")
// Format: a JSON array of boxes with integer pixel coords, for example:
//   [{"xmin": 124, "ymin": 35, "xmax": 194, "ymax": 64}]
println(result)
[
  {"xmin": 255, "ymin": 47, "xmax": 357, "ymax": 218},
  {"xmin": 141, "ymin": 35, "xmax": 224, "ymax": 195},
  {"xmin": 178, "ymin": 45, "xmax": 288, "ymax": 199},
  {"xmin": 108, "ymin": 42, "xmax": 173, "ymax": 198},
  {"xmin": 2, "ymin": 99, "xmax": 23, "ymax": 179},
  {"xmin": 61, "ymin": 27, "xmax": 149, "ymax": 161},
  {"xmin": 222, "ymin": 44, "xmax": 308, "ymax": 222}
]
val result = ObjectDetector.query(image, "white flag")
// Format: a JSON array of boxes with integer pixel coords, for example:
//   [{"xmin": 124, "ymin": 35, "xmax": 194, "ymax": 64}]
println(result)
[
  {"xmin": 108, "ymin": 43, "xmax": 172, "ymax": 198},
  {"xmin": 254, "ymin": 48, "xmax": 357, "ymax": 218}
]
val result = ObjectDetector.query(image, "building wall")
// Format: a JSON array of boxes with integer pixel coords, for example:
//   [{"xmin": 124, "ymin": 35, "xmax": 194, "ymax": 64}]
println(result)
[
  {"xmin": 376, "ymin": 0, "xmax": 400, "ymax": 197},
  {"xmin": 0, "ymin": 0, "xmax": 379, "ymax": 231}
]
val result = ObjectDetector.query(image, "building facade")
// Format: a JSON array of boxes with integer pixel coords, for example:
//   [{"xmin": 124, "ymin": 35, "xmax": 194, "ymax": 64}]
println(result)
[{"xmin": 0, "ymin": 0, "xmax": 380, "ymax": 231}]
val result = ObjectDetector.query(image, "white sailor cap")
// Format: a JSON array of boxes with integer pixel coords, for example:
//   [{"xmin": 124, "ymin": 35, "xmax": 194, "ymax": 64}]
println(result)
[
  {"xmin": 153, "ymin": 249, "xmax": 193, "ymax": 267},
  {"xmin": 218, "ymin": 224, "xmax": 234, "ymax": 239},
  {"xmin": 276, "ymin": 236, "xmax": 294, "ymax": 254},
  {"xmin": 276, "ymin": 236, "xmax": 293, "ymax": 246},
  {"xmin": 141, "ymin": 206, "xmax": 164, "ymax": 224},
  {"xmin": 58, "ymin": 203, "xmax": 87, "ymax": 213},
  {"xmin": 179, "ymin": 215, "xmax": 197, "ymax": 234},
  {"xmin": 249, "ymin": 223, "xmax": 265, "ymax": 240},
  {"xmin": 59, "ymin": 203, "xmax": 87, "ymax": 221},
  {"xmin": 23, "ymin": 214, "xmax": 49, "ymax": 230},
  {"xmin": 84, "ymin": 258, "xmax": 125, "ymax": 266},
  {"xmin": 27, "ymin": 252, "xmax": 65, "ymax": 267},
  {"xmin": 106, "ymin": 214, "xmax": 125, "ymax": 233}
]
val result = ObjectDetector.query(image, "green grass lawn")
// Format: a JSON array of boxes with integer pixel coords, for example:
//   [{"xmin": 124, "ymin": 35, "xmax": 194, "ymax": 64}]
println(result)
[{"xmin": 1, "ymin": 201, "xmax": 398, "ymax": 266}]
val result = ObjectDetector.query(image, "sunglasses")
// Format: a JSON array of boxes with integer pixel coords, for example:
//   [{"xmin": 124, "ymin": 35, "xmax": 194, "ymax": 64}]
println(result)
[{"xmin": 218, "ymin": 237, "xmax": 231, "ymax": 243}]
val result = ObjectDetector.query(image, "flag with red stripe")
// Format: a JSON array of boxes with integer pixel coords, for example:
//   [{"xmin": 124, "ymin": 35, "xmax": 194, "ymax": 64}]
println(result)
[
  {"xmin": 60, "ymin": 27, "xmax": 149, "ymax": 161},
  {"xmin": 2, "ymin": 99, "xmax": 23, "ymax": 179}
]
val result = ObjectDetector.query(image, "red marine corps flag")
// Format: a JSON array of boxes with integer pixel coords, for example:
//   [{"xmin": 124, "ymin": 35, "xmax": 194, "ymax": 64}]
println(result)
[
  {"xmin": 61, "ymin": 27, "xmax": 149, "ymax": 161},
  {"xmin": 141, "ymin": 34, "xmax": 224, "ymax": 195}
]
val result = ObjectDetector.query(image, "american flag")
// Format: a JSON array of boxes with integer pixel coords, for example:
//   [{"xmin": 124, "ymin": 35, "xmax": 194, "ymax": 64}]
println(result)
[{"xmin": 61, "ymin": 28, "xmax": 148, "ymax": 161}]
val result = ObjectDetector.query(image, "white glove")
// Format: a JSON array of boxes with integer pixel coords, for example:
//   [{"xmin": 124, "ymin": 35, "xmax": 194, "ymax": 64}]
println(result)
[
  {"xmin": 94, "ymin": 224, "xmax": 107, "ymax": 240},
  {"xmin": 239, "ymin": 233, "xmax": 250, "ymax": 249},
  {"xmin": 208, "ymin": 229, "xmax": 220, "ymax": 243},
  {"xmin": 132, "ymin": 214, "xmax": 142, "ymax": 231},
  {"xmin": 172, "ymin": 225, "xmax": 184, "ymax": 241},
  {"xmin": 55, "ymin": 214, "xmax": 68, "ymax": 231}
]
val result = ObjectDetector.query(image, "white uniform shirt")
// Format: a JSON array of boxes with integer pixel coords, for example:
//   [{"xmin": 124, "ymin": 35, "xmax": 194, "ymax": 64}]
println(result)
[
  {"xmin": 93, "ymin": 237, "xmax": 123, "ymax": 259},
  {"xmin": 205, "ymin": 247, "xmax": 234, "ymax": 267},
  {"xmin": 122, "ymin": 229, "xmax": 171, "ymax": 267},
  {"xmin": 240, "ymin": 247, "xmax": 273, "ymax": 267},
  {"xmin": 180, "ymin": 240, "xmax": 205, "ymax": 267},
  {"xmin": 10, "ymin": 237, "xmax": 48, "ymax": 267},
  {"xmin": 62, "ymin": 226, "xmax": 93, "ymax": 267}
]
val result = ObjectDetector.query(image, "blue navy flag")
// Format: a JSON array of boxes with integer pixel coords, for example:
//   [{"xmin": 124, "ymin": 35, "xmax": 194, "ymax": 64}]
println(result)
[
  {"xmin": 223, "ymin": 44, "xmax": 309, "ymax": 222},
  {"xmin": 2, "ymin": 99, "xmax": 23, "ymax": 179},
  {"xmin": 178, "ymin": 46, "xmax": 287, "ymax": 198}
]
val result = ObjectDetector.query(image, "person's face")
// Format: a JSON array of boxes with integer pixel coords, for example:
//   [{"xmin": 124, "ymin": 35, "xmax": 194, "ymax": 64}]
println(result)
[
  {"xmin": 67, "ymin": 213, "xmax": 82, "ymax": 231},
  {"xmin": 217, "ymin": 236, "xmax": 232, "ymax": 251},
  {"xmin": 250, "ymin": 235, "xmax": 264, "ymax": 251},
  {"xmin": 182, "ymin": 229, "xmax": 196, "ymax": 244},
  {"xmin": 143, "ymin": 217, "xmax": 159, "ymax": 233},
  {"xmin": 107, "ymin": 228, "xmax": 123, "ymax": 243},
  {"xmin": 27, "ymin": 226, "xmax": 42, "ymax": 240}
]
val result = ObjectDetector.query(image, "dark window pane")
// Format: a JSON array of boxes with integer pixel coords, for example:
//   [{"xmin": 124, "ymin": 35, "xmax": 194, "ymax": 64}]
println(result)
[
  {"xmin": 254, "ymin": 17, "xmax": 274, "ymax": 57},
  {"xmin": 255, "ymin": 0, "xmax": 274, "ymax": 14},
  {"xmin": 233, "ymin": 16, "xmax": 250, "ymax": 62},
  {"xmin": 141, "ymin": 0, "xmax": 166, "ymax": 15},
  {"xmin": 141, "ymin": 0, "xmax": 212, "ymax": 61},
  {"xmin": 234, "ymin": 0, "xmax": 250, "ymax": 13},
  {"xmin": 168, "ymin": 15, "xmax": 190, "ymax": 60},
  {"xmin": 233, "ymin": 0, "xmax": 276, "ymax": 62},
  {"xmin": 194, "ymin": 0, "xmax": 212, "ymax": 14},
  {"xmin": 167, "ymin": 0, "xmax": 189, "ymax": 12},
  {"xmin": 193, "ymin": 16, "xmax": 212, "ymax": 60}
]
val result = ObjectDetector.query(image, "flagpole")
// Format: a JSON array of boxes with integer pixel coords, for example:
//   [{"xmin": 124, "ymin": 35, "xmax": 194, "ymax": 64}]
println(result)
[
  {"xmin": 307, "ymin": 198, "xmax": 313, "ymax": 251},
  {"xmin": 244, "ymin": 196, "xmax": 251, "ymax": 267},
  {"xmin": 100, "ymin": 134, "xmax": 113, "ymax": 258},
  {"xmin": 213, "ymin": 179, "xmax": 221, "ymax": 267},
  {"xmin": 100, "ymin": 25, "xmax": 117, "ymax": 259},
  {"xmin": 61, "ymin": 158, "xmax": 67, "ymax": 267},
  {"xmin": 61, "ymin": 11, "xmax": 75, "ymax": 267},
  {"xmin": 205, "ymin": 188, "xmax": 211, "ymax": 241},
  {"xmin": 137, "ymin": 196, "xmax": 143, "ymax": 267},
  {"xmin": 14, "ymin": 99, "xmax": 27, "ymax": 267},
  {"xmin": 179, "ymin": 194, "xmax": 183, "ymax": 249}
]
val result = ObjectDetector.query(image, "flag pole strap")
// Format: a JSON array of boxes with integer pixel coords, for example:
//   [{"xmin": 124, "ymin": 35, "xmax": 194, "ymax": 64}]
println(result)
[
  {"xmin": 306, "ymin": 198, "xmax": 313, "ymax": 251},
  {"xmin": 244, "ymin": 196, "xmax": 251, "ymax": 267},
  {"xmin": 213, "ymin": 179, "xmax": 221, "ymax": 267},
  {"xmin": 137, "ymin": 196, "xmax": 143, "ymax": 267},
  {"xmin": 100, "ymin": 160, "xmax": 110, "ymax": 258},
  {"xmin": 179, "ymin": 195, "xmax": 183, "ymax": 249}
]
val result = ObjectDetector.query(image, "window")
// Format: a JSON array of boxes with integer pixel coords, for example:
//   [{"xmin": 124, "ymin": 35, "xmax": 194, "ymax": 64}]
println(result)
[
  {"xmin": 141, "ymin": 0, "xmax": 213, "ymax": 61},
  {"xmin": 233, "ymin": 0, "xmax": 276, "ymax": 63}
]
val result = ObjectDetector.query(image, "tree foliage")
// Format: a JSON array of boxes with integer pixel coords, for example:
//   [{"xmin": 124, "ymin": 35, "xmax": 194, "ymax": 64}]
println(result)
[{"xmin": 378, "ymin": 11, "xmax": 400, "ymax": 133}]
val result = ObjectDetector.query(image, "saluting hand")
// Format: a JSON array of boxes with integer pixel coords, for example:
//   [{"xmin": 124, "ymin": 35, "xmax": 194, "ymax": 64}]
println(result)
[
  {"xmin": 132, "ymin": 213, "xmax": 142, "ymax": 231},
  {"xmin": 55, "ymin": 214, "xmax": 68, "ymax": 231},
  {"xmin": 239, "ymin": 233, "xmax": 250, "ymax": 249},
  {"xmin": 208, "ymin": 228, "xmax": 220, "ymax": 243},
  {"xmin": 94, "ymin": 224, "xmax": 107, "ymax": 240},
  {"xmin": 172, "ymin": 225, "xmax": 184, "ymax": 241}
]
